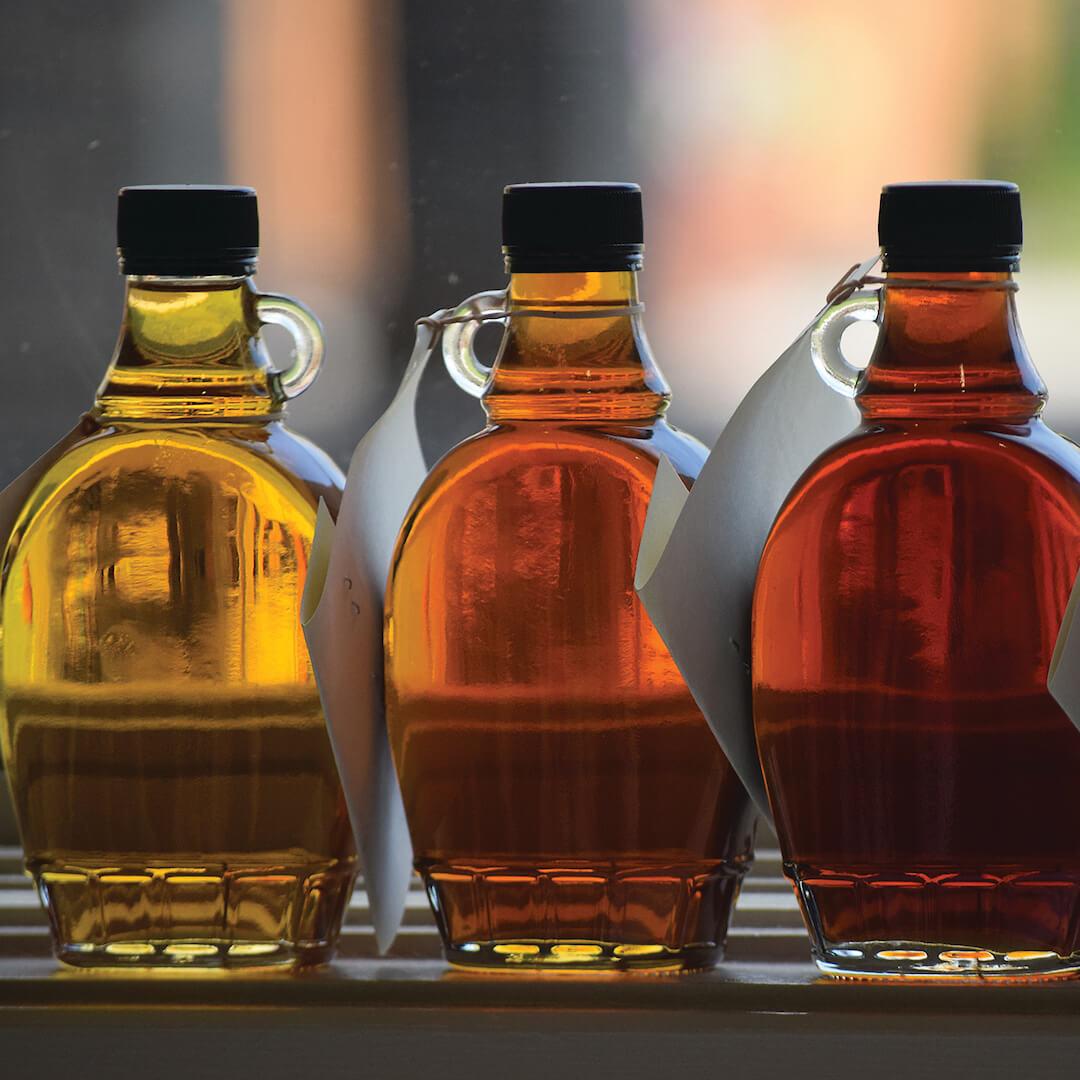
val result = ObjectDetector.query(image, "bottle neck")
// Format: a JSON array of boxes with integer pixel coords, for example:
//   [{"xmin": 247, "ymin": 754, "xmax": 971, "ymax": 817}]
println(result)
[
  {"xmin": 483, "ymin": 270, "xmax": 670, "ymax": 423},
  {"xmin": 95, "ymin": 276, "xmax": 282, "ymax": 423},
  {"xmin": 857, "ymin": 270, "xmax": 1046, "ymax": 421}
]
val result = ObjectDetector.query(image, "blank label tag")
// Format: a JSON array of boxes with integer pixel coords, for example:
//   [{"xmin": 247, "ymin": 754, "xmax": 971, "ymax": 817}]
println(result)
[
  {"xmin": 1049, "ymin": 572, "xmax": 1080, "ymax": 730},
  {"xmin": 302, "ymin": 313, "xmax": 481, "ymax": 952},
  {"xmin": 635, "ymin": 263, "xmax": 875, "ymax": 821}
]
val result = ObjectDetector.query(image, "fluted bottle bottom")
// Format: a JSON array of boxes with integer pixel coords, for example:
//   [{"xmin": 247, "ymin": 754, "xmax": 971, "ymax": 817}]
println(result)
[
  {"xmin": 443, "ymin": 939, "xmax": 721, "ymax": 972},
  {"xmin": 812, "ymin": 942, "xmax": 1080, "ymax": 980},
  {"xmin": 790, "ymin": 861, "xmax": 1080, "ymax": 981},
  {"xmin": 420, "ymin": 856, "xmax": 749, "ymax": 973},
  {"xmin": 31, "ymin": 854, "xmax": 357, "ymax": 969}
]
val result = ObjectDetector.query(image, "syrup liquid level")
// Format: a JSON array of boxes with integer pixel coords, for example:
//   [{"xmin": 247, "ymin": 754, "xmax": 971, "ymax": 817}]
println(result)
[
  {"xmin": 0, "ymin": 281, "xmax": 356, "ymax": 966},
  {"xmin": 386, "ymin": 272, "xmax": 755, "ymax": 971},
  {"xmin": 753, "ymin": 275, "xmax": 1080, "ymax": 977}
]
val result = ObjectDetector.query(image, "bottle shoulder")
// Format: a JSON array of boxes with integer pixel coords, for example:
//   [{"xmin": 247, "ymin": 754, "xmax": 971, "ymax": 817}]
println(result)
[
  {"xmin": 258, "ymin": 423, "xmax": 346, "ymax": 513},
  {"xmin": 5, "ymin": 422, "xmax": 342, "ymax": 562},
  {"xmin": 767, "ymin": 419, "xmax": 1080, "ymax": 551},
  {"xmin": 439, "ymin": 419, "xmax": 703, "ymax": 477},
  {"xmin": 408, "ymin": 421, "xmax": 702, "ymax": 514},
  {"xmin": 390, "ymin": 420, "xmax": 704, "ymax": 567}
]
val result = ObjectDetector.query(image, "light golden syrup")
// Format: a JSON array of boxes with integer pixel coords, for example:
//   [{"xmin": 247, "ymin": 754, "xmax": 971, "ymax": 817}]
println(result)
[{"xmin": 0, "ymin": 280, "xmax": 355, "ymax": 966}]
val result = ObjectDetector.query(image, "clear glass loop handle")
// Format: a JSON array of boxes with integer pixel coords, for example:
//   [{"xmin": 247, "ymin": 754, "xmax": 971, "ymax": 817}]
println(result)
[
  {"xmin": 256, "ymin": 292, "xmax": 325, "ymax": 400},
  {"xmin": 441, "ymin": 290, "xmax": 508, "ymax": 398},
  {"xmin": 809, "ymin": 292, "xmax": 882, "ymax": 398}
]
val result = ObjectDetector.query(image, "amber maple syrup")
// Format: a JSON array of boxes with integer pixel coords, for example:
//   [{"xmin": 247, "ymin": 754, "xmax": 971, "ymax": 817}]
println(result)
[{"xmin": 386, "ymin": 184, "xmax": 755, "ymax": 971}]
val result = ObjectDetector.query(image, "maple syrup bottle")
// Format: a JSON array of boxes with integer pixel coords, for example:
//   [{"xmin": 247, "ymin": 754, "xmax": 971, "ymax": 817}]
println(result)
[
  {"xmin": 385, "ymin": 183, "xmax": 755, "ymax": 971},
  {"xmin": 753, "ymin": 181, "xmax": 1080, "ymax": 979},
  {"xmin": 0, "ymin": 186, "xmax": 356, "ymax": 967}
]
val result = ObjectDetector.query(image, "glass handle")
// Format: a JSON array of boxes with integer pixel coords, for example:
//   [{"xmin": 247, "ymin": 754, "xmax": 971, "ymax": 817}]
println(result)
[
  {"xmin": 256, "ymin": 292, "xmax": 326, "ymax": 400},
  {"xmin": 441, "ymin": 290, "xmax": 507, "ymax": 398},
  {"xmin": 809, "ymin": 293, "xmax": 882, "ymax": 397}
]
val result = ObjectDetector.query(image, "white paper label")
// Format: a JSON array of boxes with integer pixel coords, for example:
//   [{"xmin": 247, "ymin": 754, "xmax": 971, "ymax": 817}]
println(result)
[
  {"xmin": 635, "ymin": 264, "xmax": 874, "ymax": 820},
  {"xmin": 301, "ymin": 313, "xmax": 480, "ymax": 952},
  {"xmin": 1049, "ymin": 571, "xmax": 1080, "ymax": 729}
]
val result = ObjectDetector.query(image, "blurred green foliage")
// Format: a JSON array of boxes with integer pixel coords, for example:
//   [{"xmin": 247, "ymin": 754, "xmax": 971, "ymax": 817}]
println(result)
[{"xmin": 980, "ymin": 1, "xmax": 1080, "ymax": 258}]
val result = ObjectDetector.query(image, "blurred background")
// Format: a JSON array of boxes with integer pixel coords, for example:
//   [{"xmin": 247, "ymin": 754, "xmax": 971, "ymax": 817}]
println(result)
[{"xmin": 1, "ymin": 0, "xmax": 1079, "ymax": 468}]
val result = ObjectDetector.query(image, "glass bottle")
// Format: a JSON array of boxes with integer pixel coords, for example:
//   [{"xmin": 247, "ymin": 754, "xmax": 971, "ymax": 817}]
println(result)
[
  {"xmin": 385, "ymin": 183, "xmax": 755, "ymax": 972},
  {"xmin": 753, "ymin": 181, "xmax": 1080, "ymax": 979},
  {"xmin": 0, "ymin": 186, "xmax": 356, "ymax": 967}
]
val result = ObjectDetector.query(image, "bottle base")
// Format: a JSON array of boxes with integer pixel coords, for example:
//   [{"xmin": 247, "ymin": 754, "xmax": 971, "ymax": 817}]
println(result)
[
  {"xmin": 31, "ymin": 854, "xmax": 356, "ymax": 969},
  {"xmin": 789, "ymin": 861, "xmax": 1080, "ymax": 981},
  {"xmin": 445, "ymin": 939, "xmax": 719, "ymax": 973},
  {"xmin": 420, "ymin": 855, "xmax": 749, "ymax": 974},
  {"xmin": 54, "ymin": 938, "xmax": 330, "ymax": 969},
  {"xmin": 813, "ymin": 942, "xmax": 1080, "ymax": 981}
]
